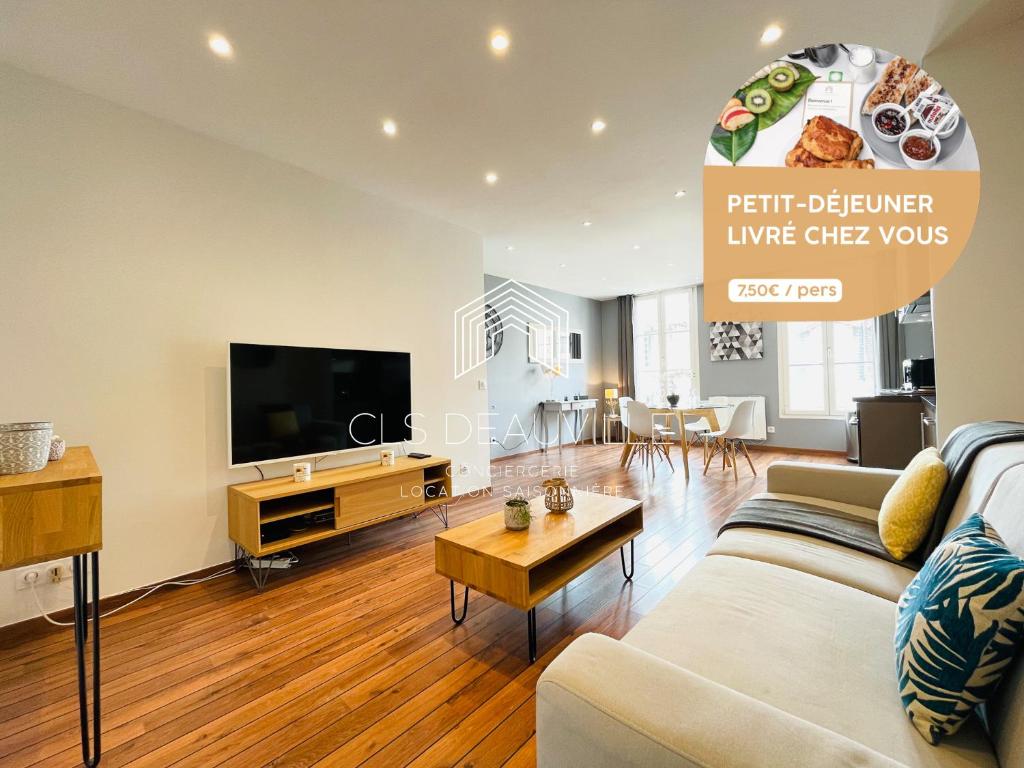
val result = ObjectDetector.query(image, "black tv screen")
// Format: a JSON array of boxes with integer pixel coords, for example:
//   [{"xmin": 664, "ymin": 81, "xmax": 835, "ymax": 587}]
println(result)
[{"xmin": 228, "ymin": 343, "xmax": 412, "ymax": 467}]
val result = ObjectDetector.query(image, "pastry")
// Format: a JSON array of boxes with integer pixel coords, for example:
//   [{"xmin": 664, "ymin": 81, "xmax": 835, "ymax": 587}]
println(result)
[
  {"xmin": 799, "ymin": 116, "xmax": 864, "ymax": 162},
  {"xmin": 904, "ymin": 69, "xmax": 939, "ymax": 107},
  {"xmin": 862, "ymin": 56, "xmax": 919, "ymax": 115},
  {"xmin": 785, "ymin": 147, "xmax": 874, "ymax": 169}
]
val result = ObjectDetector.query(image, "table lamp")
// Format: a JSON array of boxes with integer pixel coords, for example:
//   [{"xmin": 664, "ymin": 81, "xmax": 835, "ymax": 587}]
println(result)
[{"xmin": 604, "ymin": 388, "xmax": 619, "ymax": 413}]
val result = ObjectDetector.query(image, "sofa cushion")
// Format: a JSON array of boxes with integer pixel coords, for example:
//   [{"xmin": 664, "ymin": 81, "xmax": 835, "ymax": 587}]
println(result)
[
  {"xmin": 879, "ymin": 447, "xmax": 949, "ymax": 560},
  {"xmin": 711, "ymin": 527, "xmax": 916, "ymax": 602},
  {"xmin": 624, "ymin": 555, "xmax": 997, "ymax": 768},
  {"xmin": 896, "ymin": 513, "xmax": 1024, "ymax": 746}
]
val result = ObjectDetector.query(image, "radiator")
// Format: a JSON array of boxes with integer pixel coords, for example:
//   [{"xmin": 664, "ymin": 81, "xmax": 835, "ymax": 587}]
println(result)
[{"xmin": 708, "ymin": 395, "xmax": 767, "ymax": 441}]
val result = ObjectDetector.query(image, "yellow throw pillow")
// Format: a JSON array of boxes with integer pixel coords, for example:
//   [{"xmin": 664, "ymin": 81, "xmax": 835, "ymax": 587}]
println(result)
[{"xmin": 878, "ymin": 448, "xmax": 949, "ymax": 560}]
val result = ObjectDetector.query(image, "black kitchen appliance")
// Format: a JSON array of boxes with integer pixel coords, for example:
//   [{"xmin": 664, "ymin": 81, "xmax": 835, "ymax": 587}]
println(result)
[{"xmin": 903, "ymin": 357, "xmax": 935, "ymax": 390}]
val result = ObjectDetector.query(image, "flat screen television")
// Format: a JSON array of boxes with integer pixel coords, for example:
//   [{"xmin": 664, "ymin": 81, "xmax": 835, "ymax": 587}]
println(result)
[{"xmin": 228, "ymin": 342, "xmax": 412, "ymax": 467}]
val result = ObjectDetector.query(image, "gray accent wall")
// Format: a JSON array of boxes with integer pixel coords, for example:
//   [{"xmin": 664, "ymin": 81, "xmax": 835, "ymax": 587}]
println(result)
[
  {"xmin": 484, "ymin": 278, "xmax": 846, "ymax": 456},
  {"xmin": 696, "ymin": 286, "xmax": 847, "ymax": 452},
  {"xmin": 485, "ymin": 275, "xmax": 605, "ymax": 458}
]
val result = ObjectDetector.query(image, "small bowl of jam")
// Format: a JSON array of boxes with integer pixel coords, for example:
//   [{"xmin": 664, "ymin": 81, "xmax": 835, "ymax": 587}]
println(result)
[
  {"xmin": 872, "ymin": 103, "xmax": 909, "ymax": 143},
  {"xmin": 899, "ymin": 130, "xmax": 940, "ymax": 170}
]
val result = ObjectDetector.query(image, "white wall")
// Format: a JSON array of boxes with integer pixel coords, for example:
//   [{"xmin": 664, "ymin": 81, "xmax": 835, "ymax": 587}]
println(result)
[
  {"xmin": 0, "ymin": 65, "xmax": 490, "ymax": 627},
  {"xmin": 925, "ymin": 20, "xmax": 1024, "ymax": 439}
]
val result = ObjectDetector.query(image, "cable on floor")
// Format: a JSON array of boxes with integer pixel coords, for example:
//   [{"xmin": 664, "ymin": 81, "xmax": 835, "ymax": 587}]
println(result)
[{"xmin": 31, "ymin": 566, "xmax": 237, "ymax": 628}]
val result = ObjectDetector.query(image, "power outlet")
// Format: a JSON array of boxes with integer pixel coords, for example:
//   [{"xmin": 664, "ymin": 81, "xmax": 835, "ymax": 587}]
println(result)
[
  {"xmin": 13, "ymin": 558, "xmax": 72, "ymax": 590},
  {"xmin": 767, "ymin": 426, "xmax": 776, "ymax": 434},
  {"xmin": 458, "ymin": 462, "xmax": 470, "ymax": 476},
  {"xmin": 14, "ymin": 567, "xmax": 44, "ymax": 591},
  {"xmin": 49, "ymin": 561, "xmax": 73, "ymax": 583}
]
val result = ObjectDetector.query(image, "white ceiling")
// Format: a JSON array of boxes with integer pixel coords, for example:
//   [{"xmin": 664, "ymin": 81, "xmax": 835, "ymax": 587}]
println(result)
[{"xmin": 0, "ymin": 0, "xmax": 1012, "ymax": 299}]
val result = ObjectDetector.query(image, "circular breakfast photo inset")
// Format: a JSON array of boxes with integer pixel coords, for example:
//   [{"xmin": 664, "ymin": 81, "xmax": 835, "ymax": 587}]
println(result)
[{"xmin": 704, "ymin": 44, "xmax": 979, "ymax": 171}]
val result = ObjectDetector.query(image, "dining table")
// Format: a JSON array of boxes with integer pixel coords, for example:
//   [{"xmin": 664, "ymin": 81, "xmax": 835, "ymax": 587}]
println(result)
[{"xmin": 618, "ymin": 402, "xmax": 733, "ymax": 481}]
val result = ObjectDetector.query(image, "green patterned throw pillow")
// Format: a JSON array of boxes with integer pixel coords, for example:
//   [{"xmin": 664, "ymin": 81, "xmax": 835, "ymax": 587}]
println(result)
[{"xmin": 895, "ymin": 513, "xmax": 1024, "ymax": 744}]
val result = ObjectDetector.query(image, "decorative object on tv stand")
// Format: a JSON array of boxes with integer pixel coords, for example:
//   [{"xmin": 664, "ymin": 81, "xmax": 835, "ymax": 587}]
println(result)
[
  {"xmin": 293, "ymin": 462, "xmax": 312, "ymax": 482},
  {"xmin": 709, "ymin": 321, "xmax": 764, "ymax": 361},
  {"xmin": 0, "ymin": 422, "xmax": 53, "ymax": 475},
  {"xmin": 666, "ymin": 393, "xmax": 680, "ymax": 407},
  {"xmin": 380, "ymin": 448, "xmax": 395, "ymax": 467},
  {"xmin": 49, "ymin": 434, "xmax": 67, "ymax": 462},
  {"xmin": 504, "ymin": 495, "xmax": 532, "ymax": 531},
  {"xmin": 543, "ymin": 477, "xmax": 574, "ymax": 513}
]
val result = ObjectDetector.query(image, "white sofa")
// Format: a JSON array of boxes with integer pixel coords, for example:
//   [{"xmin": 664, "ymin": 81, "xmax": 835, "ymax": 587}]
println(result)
[{"xmin": 537, "ymin": 441, "xmax": 1024, "ymax": 768}]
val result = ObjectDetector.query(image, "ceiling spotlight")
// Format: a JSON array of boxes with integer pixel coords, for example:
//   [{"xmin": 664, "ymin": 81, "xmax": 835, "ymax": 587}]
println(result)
[
  {"xmin": 760, "ymin": 24, "xmax": 783, "ymax": 44},
  {"xmin": 674, "ymin": 189, "xmax": 687, "ymax": 198},
  {"xmin": 591, "ymin": 118, "xmax": 607, "ymax": 135},
  {"xmin": 485, "ymin": 171, "xmax": 499, "ymax": 185},
  {"xmin": 208, "ymin": 33, "xmax": 234, "ymax": 59},
  {"xmin": 582, "ymin": 220, "xmax": 592, "ymax": 227},
  {"xmin": 381, "ymin": 118, "xmax": 398, "ymax": 137},
  {"xmin": 559, "ymin": 263, "xmax": 567, "ymax": 268},
  {"xmin": 506, "ymin": 245, "xmax": 515, "ymax": 252},
  {"xmin": 490, "ymin": 29, "xmax": 510, "ymax": 56},
  {"xmin": 632, "ymin": 244, "xmax": 640, "ymax": 250},
  {"xmin": 667, "ymin": 262, "xmax": 675, "ymax": 267}
]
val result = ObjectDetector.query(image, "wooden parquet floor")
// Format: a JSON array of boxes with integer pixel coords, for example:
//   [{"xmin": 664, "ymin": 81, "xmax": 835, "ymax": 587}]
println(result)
[{"xmin": 0, "ymin": 443, "xmax": 842, "ymax": 767}]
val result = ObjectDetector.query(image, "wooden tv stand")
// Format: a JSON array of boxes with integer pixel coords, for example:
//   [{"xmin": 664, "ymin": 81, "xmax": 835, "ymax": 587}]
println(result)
[{"xmin": 228, "ymin": 455, "xmax": 451, "ymax": 587}]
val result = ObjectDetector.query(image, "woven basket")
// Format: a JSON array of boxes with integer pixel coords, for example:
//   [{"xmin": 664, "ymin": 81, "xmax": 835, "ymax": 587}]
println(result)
[{"xmin": 0, "ymin": 422, "xmax": 53, "ymax": 475}]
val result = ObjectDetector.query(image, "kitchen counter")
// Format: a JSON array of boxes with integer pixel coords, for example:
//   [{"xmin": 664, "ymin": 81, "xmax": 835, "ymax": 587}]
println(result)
[{"xmin": 854, "ymin": 391, "xmax": 937, "ymax": 468}]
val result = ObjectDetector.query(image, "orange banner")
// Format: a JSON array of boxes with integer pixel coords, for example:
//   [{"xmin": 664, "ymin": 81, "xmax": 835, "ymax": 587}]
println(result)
[{"xmin": 703, "ymin": 166, "xmax": 980, "ymax": 321}]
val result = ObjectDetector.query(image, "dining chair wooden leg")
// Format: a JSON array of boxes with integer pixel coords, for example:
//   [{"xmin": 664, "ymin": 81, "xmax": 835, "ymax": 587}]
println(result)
[
  {"xmin": 740, "ymin": 440, "xmax": 757, "ymax": 476},
  {"xmin": 626, "ymin": 441, "xmax": 638, "ymax": 469},
  {"xmin": 731, "ymin": 441, "xmax": 739, "ymax": 481},
  {"xmin": 703, "ymin": 441, "xmax": 717, "ymax": 475},
  {"xmin": 661, "ymin": 442, "xmax": 675, "ymax": 472}
]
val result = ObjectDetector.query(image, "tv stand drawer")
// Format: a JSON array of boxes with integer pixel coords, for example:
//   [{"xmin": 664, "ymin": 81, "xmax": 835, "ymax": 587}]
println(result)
[{"xmin": 336, "ymin": 472, "xmax": 420, "ymax": 528}]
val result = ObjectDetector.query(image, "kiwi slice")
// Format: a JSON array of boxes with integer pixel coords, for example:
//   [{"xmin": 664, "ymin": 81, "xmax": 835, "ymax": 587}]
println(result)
[
  {"xmin": 769, "ymin": 66, "xmax": 796, "ymax": 92},
  {"xmin": 745, "ymin": 88, "xmax": 773, "ymax": 114}
]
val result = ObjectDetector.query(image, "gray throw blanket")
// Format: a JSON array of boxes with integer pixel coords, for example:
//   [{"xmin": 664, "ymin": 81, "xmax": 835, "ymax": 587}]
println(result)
[
  {"xmin": 719, "ymin": 420, "xmax": 1024, "ymax": 568},
  {"xmin": 720, "ymin": 498, "xmax": 919, "ymax": 569},
  {"xmin": 920, "ymin": 421, "xmax": 1024, "ymax": 556}
]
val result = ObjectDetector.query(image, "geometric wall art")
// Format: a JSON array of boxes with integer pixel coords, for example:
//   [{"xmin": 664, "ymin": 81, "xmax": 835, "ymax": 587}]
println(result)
[{"xmin": 709, "ymin": 322, "xmax": 764, "ymax": 361}]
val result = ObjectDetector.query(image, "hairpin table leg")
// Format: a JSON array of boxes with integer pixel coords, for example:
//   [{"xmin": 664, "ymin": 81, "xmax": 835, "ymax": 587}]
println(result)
[
  {"xmin": 450, "ymin": 581, "xmax": 469, "ymax": 624},
  {"xmin": 72, "ymin": 552, "xmax": 101, "ymax": 767},
  {"xmin": 527, "ymin": 607, "xmax": 538, "ymax": 663},
  {"xmin": 620, "ymin": 539, "xmax": 635, "ymax": 581}
]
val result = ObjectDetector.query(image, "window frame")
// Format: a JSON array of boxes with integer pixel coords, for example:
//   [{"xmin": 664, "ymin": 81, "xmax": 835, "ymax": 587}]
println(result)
[
  {"xmin": 777, "ymin": 320, "xmax": 876, "ymax": 420},
  {"xmin": 632, "ymin": 286, "xmax": 701, "ymax": 405}
]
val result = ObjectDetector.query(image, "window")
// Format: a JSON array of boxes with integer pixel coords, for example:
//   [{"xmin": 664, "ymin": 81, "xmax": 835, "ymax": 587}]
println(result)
[
  {"xmin": 778, "ymin": 320, "xmax": 877, "ymax": 418},
  {"xmin": 632, "ymin": 287, "xmax": 700, "ymax": 405}
]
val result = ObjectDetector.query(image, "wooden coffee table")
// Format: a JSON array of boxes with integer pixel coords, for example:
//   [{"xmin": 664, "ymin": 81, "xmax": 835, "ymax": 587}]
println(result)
[{"xmin": 435, "ymin": 490, "xmax": 643, "ymax": 662}]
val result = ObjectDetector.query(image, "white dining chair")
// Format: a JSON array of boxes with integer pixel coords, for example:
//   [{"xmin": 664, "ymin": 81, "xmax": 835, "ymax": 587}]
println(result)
[
  {"xmin": 701, "ymin": 399, "xmax": 757, "ymax": 480},
  {"xmin": 617, "ymin": 396, "xmax": 633, "ymax": 433},
  {"xmin": 682, "ymin": 415, "xmax": 712, "ymax": 462},
  {"xmin": 626, "ymin": 400, "xmax": 675, "ymax": 477}
]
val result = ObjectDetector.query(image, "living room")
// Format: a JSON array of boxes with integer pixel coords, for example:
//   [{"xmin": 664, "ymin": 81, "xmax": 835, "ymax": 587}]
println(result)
[{"xmin": 2, "ymin": 2, "xmax": 1023, "ymax": 767}]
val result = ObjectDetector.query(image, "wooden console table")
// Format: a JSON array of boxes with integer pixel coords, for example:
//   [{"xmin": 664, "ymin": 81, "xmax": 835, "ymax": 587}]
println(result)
[
  {"xmin": 228, "ymin": 455, "xmax": 451, "ymax": 588},
  {"xmin": 0, "ymin": 446, "xmax": 103, "ymax": 766}
]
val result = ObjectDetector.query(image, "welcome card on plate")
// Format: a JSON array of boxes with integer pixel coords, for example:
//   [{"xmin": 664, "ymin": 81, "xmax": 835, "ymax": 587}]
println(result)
[{"xmin": 802, "ymin": 81, "xmax": 854, "ymax": 127}]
